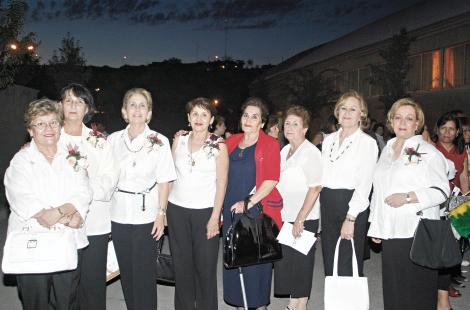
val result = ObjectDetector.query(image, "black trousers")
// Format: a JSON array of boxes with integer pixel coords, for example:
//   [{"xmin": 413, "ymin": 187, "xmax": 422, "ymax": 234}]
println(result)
[
  {"xmin": 274, "ymin": 219, "xmax": 319, "ymax": 298},
  {"xmin": 167, "ymin": 203, "xmax": 219, "ymax": 310},
  {"xmin": 78, "ymin": 233, "xmax": 109, "ymax": 310},
  {"xmin": 16, "ymin": 250, "xmax": 82, "ymax": 310},
  {"xmin": 112, "ymin": 222, "xmax": 157, "ymax": 310},
  {"xmin": 320, "ymin": 187, "xmax": 368, "ymax": 277},
  {"xmin": 382, "ymin": 238, "xmax": 438, "ymax": 310}
]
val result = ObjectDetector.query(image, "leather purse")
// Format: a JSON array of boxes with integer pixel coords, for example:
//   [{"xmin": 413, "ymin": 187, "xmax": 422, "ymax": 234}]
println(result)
[
  {"xmin": 223, "ymin": 197, "xmax": 282, "ymax": 268},
  {"xmin": 409, "ymin": 186, "xmax": 462, "ymax": 269},
  {"xmin": 155, "ymin": 234, "xmax": 175, "ymax": 284},
  {"xmin": 2, "ymin": 226, "xmax": 77, "ymax": 274}
]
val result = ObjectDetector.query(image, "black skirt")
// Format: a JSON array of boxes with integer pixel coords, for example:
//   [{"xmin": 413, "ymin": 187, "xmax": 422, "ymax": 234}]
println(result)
[{"xmin": 274, "ymin": 219, "xmax": 319, "ymax": 298}]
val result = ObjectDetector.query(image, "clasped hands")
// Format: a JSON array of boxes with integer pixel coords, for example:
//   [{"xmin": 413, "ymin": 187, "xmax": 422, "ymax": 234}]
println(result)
[{"xmin": 35, "ymin": 204, "xmax": 83, "ymax": 229}]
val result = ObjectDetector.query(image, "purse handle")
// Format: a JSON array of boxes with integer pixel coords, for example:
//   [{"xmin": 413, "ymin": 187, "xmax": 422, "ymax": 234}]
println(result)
[
  {"xmin": 332, "ymin": 237, "xmax": 359, "ymax": 278},
  {"xmin": 229, "ymin": 196, "xmax": 264, "ymax": 222}
]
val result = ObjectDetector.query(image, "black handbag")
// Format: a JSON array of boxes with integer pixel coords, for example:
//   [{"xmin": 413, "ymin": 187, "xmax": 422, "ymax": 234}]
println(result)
[
  {"xmin": 223, "ymin": 197, "xmax": 282, "ymax": 269},
  {"xmin": 155, "ymin": 234, "xmax": 175, "ymax": 284},
  {"xmin": 409, "ymin": 186, "xmax": 462, "ymax": 269}
]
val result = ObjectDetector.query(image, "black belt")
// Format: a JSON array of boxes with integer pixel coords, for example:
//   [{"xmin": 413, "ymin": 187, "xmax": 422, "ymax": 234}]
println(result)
[{"xmin": 117, "ymin": 181, "xmax": 158, "ymax": 211}]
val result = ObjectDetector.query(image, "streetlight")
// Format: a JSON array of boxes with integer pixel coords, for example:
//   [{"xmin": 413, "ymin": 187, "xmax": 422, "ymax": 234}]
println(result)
[
  {"xmin": 213, "ymin": 99, "xmax": 220, "ymax": 106},
  {"xmin": 7, "ymin": 41, "xmax": 36, "ymax": 54}
]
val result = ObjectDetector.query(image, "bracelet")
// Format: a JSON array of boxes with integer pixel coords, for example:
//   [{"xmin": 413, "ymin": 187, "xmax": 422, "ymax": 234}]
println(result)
[
  {"xmin": 345, "ymin": 217, "xmax": 355, "ymax": 223},
  {"xmin": 57, "ymin": 207, "xmax": 65, "ymax": 217},
  {"xmin": 157, "ymin": 208, "xmax": 167, "ymax": 216}
]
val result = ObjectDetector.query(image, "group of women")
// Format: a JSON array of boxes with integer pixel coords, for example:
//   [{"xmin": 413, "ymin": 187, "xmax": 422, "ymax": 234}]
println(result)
[{"xmin": 3, "ymin": 84, "xmax": 467, "ymax": 310}]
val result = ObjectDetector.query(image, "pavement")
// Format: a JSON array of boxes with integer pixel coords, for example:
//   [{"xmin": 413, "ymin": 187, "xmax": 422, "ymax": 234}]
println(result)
[{"xmin": 1, "ymin": 212, "xmax": 470, "ymax": 310}]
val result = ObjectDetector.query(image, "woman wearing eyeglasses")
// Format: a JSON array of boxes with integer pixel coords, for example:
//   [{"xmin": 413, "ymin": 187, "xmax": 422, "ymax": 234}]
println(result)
[{"xmin": 4, "ymin": 98, "xmax": 92, "ymax": 310}]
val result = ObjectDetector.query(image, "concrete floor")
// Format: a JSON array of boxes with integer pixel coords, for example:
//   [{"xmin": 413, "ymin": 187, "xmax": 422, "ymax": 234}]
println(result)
[{"xmin": 1, "ymin": 213, "xmax": 469, "ymax": 310}]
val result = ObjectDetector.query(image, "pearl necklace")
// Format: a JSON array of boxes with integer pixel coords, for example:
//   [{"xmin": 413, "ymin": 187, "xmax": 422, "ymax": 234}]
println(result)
[{"xmin": 123, "ymin": 136, "xmax": 145, "ymax": 167}]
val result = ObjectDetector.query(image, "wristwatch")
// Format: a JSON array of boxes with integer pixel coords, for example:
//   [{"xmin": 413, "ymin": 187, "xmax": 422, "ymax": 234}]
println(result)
[{"xmin": 405, "ymin": 193, "xmax": 411, "ymax": 203}]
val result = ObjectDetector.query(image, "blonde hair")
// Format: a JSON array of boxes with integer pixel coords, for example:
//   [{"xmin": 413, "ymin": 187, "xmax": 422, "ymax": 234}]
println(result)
[
  {"xmin": 334, "ymin": 90, "xmax": 368, "ymax": 124},
  {"xmin": 24, "ymin": 98, "xmax": 63, "ymax": 128},
  {"xmin": 387, "ymin": 98, "xmax": 425, "ymax": 132},
  {"xmin": 121, "ymin": 88, "xmax": 153, "ymax": 122}
]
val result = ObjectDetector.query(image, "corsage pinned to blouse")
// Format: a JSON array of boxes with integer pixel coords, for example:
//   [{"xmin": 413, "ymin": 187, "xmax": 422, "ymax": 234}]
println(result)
[
  {"xmin": 86, "ymin": 123, "xmax": 107, "ymax": 148},
  {"xmin": 202, "ymin": 134, "xmax": 221, "ymax": 158},
  {"xmin": 404, "ymin": 144, "xmax": 426, "ymax": 165},
  {"xmin": 146, "ymin": 133, "xmax": 164, "ymax": 152},
  {"xmin": 67, "ymin": 144, "xmax": 88, "ymax": 171}
]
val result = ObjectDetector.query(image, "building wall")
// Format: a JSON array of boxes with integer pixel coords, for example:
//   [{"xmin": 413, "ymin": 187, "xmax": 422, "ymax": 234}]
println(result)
[{"xmin": 252, "ymin": 12, "xmax": 470, "ymax": 133}]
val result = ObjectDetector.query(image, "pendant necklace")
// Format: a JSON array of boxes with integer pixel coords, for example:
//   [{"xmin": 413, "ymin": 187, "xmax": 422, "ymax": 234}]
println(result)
[
  {"xmin": 187, "ymin": 134, "xmax": 196, "ymax": 171},
  {"xmin": 123, "ymin": 136, "xmax": 145, "ymax": 167},
  {"xmin": 329, "ymin": 140, "xmax": 353, "ymax": 162}
]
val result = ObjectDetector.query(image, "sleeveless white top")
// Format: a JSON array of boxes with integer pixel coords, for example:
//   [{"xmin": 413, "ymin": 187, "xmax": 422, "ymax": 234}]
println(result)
[{"xmin": 169, "ymin": 132, "xmax": 223, "ymax": 209}]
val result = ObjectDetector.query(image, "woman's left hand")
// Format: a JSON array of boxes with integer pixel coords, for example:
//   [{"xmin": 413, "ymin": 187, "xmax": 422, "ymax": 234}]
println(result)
[
  {"xmin": 206, "ymin": 216, "xmax": 220, "ymax": 239},
  {"xmin": 385, "ymin": 193, "xmax": 407, "ymax": 208},
  {"xmin": 340, "ymin": 221, "xmax": 355, "ymax": 240},
  {"xmin": 230, "ymin": 201, "xmax": 245, "ymax": 214},
  {"xmin": 151, "ymin": 215, "xmax": 165, "ymax": 240}
]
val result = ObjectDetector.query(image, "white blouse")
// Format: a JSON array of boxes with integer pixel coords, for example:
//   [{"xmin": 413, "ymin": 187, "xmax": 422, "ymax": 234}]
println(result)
[
  {"xmin": 108, "ymin": 125, "xmax": 177, "ymax": 224},
  {"xmin": 368, "ymin": 135, "xmax": 450, "ymax": 239},
  {"xmin": 169, "ymin": 133, "xmax": 223, "ymax": 209},
  {"xmin": 60, "ymin": 125, "xmax": 119, "ymax": 235},
  {"xmin": 277, "ymin": 140, "xmax": 322, "ymax": 222},
  {"xmin": 321, "ymin": 128, "xmax": 378, "ymax": 217},
  {"xmin": 4, "ymin": 140, "xmax": 92, "ymax": 249}
]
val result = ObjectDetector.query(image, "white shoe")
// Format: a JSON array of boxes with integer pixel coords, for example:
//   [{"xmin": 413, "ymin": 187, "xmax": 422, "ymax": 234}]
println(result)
[{"xmin": 462, "ymin": 260, "xmax": 470, "ymax": 267}]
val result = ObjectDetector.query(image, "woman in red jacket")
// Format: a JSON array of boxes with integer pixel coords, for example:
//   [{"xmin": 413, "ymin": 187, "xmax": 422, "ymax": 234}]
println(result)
[{"xmin": 223, "ymin": 97, "xmax": 283, "ymax": 310}]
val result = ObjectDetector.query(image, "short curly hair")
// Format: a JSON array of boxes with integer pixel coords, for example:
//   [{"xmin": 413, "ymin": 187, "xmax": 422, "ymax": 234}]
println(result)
[
  {"xmin": 24, "ymin": 98, "xmax": 63, "ymax": 129},
  {"xmin": 241, "ymin": 97, "xmax": 269, "ymax": 123},
  {"xmin": 285, "ymin": 105, "xmax": 310, "ymax": 128}
]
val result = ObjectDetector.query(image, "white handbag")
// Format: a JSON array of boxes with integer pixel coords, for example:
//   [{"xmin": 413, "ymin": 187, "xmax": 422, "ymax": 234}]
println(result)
[
  {"xmin": 2, "ymin": 225, "xmax": 78, "ymax": 274},
  {"xmin": 324, "ymin": 237, "xmax": 369, "ymax": 310}
]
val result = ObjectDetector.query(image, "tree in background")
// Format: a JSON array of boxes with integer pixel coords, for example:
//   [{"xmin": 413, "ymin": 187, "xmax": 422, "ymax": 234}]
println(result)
[
  {"xmin": 283, "ymin": 69, "xmax": 339, "ymax": 118},
  {"xmin": 369, "ymin": 28, "xmax": 414, "ymax": 111},
  {"xmin": 48, "ymin": 32, "xmax": 90, "ymax": 93},
  {"xmin": 0, "ymin": 0, "xmax": 38, "ymax": 89},
  {"xmin": 49, "ymin": 32, "xmax": 86, "ymax": 66}
]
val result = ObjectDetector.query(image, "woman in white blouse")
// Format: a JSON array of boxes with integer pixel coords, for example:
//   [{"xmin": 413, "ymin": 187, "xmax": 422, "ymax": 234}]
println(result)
[
  {"xmin": 274, "ymin": 106, "xmax": 322, "ymax": 310},
  {"xmin": 321, "ymin": 90, "xmax": 378, "ymax": 277},
  {"xmin": 4, "ymin": 98, "xmax": 92, "ymax": 310},
  {"xmin": 58, "ymin": 83, "xmax": 118, "ymax": 310},
  {"xmin": 368, "ymin": 98, "xmax": 449, "ymax": 310},
  {"xmin": 108, "ymin": 88, "xmax": 177, "ymax": 310},
  {"xmin": 168, "ymin": 97, "xmax": 228, "ymax": 310}
]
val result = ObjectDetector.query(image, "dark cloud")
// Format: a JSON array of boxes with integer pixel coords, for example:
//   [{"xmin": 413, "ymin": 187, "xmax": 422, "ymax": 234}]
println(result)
[{"xmin": 25, "ymin": 0, "xmax": 305, "ymax": 29}]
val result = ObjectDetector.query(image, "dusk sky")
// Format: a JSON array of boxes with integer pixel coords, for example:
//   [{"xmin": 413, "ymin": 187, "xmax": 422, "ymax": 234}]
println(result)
[{"xmin": 22, "ymin": 0, "xmax": 423, "ymax": 67}]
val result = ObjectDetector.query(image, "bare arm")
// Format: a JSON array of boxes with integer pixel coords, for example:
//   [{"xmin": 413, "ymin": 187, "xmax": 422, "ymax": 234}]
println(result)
[
  {"xmin": 206, "ymin": 143, "xmax": 229, "ymax": 239},
  {"xmin": 292, "ymin": 186, "xmax": 321, "ymax": 238}
]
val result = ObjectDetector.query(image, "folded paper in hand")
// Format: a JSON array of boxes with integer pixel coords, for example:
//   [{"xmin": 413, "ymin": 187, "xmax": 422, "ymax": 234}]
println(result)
[{"xmin": 277, "ymin": 222, "xmax": 317, "ymax": 255}]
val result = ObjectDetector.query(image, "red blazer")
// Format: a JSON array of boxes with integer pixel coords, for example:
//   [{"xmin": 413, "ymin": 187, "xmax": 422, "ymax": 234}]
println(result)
[{"xmin": 226, "ymin": 130, "xmax": 283, "ymax": 228}]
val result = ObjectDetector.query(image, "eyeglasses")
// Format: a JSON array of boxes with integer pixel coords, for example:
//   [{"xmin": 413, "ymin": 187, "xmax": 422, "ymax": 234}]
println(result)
[{"xmin": 31, "ymin": 120, "xmax": 61, "ymax": 131}]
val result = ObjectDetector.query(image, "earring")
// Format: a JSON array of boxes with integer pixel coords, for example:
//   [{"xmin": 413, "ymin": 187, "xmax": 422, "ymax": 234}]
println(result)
[
  {"xmin": 209, "ymin": 124, "xmax": 213, "ymax": 131},
  {"xmin": 188, "ymin": 122, "xmax": 191, "ymax": 128}
]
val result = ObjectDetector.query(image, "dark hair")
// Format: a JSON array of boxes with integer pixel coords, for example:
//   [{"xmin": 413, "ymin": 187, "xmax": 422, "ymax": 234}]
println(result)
[
  {"xmin": 185, "ymin": 97, "xmax": 217, "ymax": 117},
  {"xmin": 373, "ymin": 122, "xmax": 385, "ymax": 132},
  {"xmin": 460, "ymin": 116, "xmax": 469, "ymax": 127},
  {"xmin": 214, "ymin": 115, "xmax": 225, "ymax": 126},
  {"xmin": 434, "ymin": 112, "xmax": 465, "ymax": 154},
  {"xmin": 322, "ymin": 115, "xmax": 338, "ymax": 134},
  {"xmin": 264, "ymin": 114, "xmax": 282, "ymax": 134},
  {"xmin": 241, "ymin": 97, "xmax": 269, "ymax": 123},
  {"xmin": 60, "ymin": 83, "xmax": 95, "ymax": 123}
]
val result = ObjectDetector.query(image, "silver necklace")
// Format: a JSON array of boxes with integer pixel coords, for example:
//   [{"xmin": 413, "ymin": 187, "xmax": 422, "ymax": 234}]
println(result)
[{"xmin": 123, "ymin": 137, "xmax": 145, "ymax": 167}]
